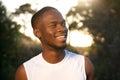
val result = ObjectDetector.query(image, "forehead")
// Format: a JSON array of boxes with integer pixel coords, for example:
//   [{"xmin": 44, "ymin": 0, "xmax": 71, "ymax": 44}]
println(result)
[{"xmin": 42, "ymin": 9, "xmax": 64, "ymax": 22}]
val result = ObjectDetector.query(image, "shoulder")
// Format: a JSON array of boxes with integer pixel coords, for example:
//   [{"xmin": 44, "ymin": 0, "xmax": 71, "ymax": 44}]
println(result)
[
  {"xmin": 85, "ymin": 57, "xmax": 94, "ymax": 80},
  {"xmin": 15, "ymin": 65, "xmax": 27, "ymax": 80},
  {"xmin": 24, "ymin": 53, "xmax": 41, "ymax": 65},
  {"xmin": 65, "ymin": 50, "xmax": 85, "ymax": 66},
  {"xmin": 15, "ymin": 53, "xmax": 41, "ymax": 80},
  {"xmin": 65, "ymin": 50, "xmax": 83, "ymax": 57},
  {"xmin": 66, "ymin": 50, "xmax": 94, "ymax": 80},
  {"xmin": 65, "ymin": 50, "xmax": 84, "ymax": 60}
]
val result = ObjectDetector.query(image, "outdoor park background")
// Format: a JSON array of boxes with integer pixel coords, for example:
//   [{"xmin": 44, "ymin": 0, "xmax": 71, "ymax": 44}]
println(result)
[{"xmin": 0, "ymin": 0, "xmax": 120, "ymax": 80}]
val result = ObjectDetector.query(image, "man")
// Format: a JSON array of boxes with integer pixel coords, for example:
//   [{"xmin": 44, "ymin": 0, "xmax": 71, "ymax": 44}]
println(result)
[{"xmin": 15, "ymin": 6, "xmax": 94, "ymax": 80}]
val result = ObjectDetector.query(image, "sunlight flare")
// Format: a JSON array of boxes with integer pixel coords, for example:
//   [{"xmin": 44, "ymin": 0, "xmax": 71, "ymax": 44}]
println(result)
[{"xmin": 69, "ymin": 30, "xmax": 93, "ymax": 47}]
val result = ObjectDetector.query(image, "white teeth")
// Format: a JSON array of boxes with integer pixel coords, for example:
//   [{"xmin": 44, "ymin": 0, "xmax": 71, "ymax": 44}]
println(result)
[{"xmin": 56, "ymin": 36, "xmax": 65, "ymax": 39}]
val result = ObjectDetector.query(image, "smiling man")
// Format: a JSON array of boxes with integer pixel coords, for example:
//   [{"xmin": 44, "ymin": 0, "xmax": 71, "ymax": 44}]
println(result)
[{"xmin": 15, "ymin": 6, "xmax": 94, "ymax": 80}]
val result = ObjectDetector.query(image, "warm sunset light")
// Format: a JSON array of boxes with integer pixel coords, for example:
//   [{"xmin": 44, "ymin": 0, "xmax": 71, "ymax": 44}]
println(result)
[
  {"xmin": 2, "ymin": 0, "xmax": 94, "ymax": 47},
  {"xmin": 69, "ymin": 30, "xmax": 93, "ymax": 47},
  {"xmin": 79, "ymin": 0, "xmax": 93, "ymax": 7}
]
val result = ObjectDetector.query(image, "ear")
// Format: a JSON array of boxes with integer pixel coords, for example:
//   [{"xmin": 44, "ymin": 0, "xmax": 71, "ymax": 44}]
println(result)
[{"xmin": 33, "ymin": 28, "xmax": 41, "ymax": 38}]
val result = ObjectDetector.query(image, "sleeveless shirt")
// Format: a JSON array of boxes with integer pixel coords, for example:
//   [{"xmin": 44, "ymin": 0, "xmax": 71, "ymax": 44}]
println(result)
[{"xmin": 23, "ymin": 50, "xmax": 86, "ymax": 80}]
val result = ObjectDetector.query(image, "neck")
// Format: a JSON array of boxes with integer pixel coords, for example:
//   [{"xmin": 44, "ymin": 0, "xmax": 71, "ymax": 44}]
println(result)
[{"xmin": 42, "ymin": 49, "xmax": 65, "ymax": 64}]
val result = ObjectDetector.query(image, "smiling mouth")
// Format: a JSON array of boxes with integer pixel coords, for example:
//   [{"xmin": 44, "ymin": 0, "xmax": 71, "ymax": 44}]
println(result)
[
  {"xmin": 55, "ymin": 35, "xmax": 67, "ymax": 41},
  {"xmin": 55, "ymin": 32, "xmax": 67, "ymax": 40},
  {"xmin": 56, "ymin": 36, "xmax": 65, "ymax": 39}
]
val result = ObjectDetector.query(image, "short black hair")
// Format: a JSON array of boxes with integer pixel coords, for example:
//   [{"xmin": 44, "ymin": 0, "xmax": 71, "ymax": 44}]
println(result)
[{"xmin": 31, "ymin": 6, "xmax": 57, "ymax": 29}]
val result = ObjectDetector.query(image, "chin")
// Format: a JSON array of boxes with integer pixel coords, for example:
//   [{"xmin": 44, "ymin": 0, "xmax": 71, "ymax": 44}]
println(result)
[
  {"xmin": 56, "ymin": 45, "xmax": 67, "ymax": 50},
  {"xmin": 48, "ymin": 42, "xmax": 67, "ymax": 50}
]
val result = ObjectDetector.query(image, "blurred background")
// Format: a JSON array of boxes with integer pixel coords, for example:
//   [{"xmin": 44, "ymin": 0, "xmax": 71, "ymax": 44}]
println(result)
[{"xmin": 0, "ymin": 0, "xmax": 120, "ymax": 80}]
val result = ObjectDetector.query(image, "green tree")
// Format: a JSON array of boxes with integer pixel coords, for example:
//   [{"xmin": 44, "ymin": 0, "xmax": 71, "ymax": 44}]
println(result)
[
  {"xmin": 0, "ymin": 2, "xmax": 41, "ymax": 80},
  {"xmin": 0, "ymin": 1, "xmax": 21, "ymax": 80},
  {"xmin": 66, "ymin": 0, "xmax": 120, "ymax": 80}
]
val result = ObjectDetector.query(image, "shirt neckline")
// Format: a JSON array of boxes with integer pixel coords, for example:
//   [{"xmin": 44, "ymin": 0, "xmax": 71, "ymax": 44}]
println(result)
[{"xmin": 39, "ymin": 50, "xmax": 69, "ymax": 67}]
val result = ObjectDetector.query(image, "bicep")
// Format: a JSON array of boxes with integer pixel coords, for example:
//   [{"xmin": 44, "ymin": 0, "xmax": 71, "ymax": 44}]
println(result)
[
  {"xmin": 85, "ymin": 57, "xmax": 94, "ymax": 80},
  {"xmin": 15, "ymin": 65, "xmax": 27, "ymax": 80}
]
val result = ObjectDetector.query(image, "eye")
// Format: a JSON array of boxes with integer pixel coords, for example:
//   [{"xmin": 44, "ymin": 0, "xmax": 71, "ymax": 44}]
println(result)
[
  {"xmin": 49, "ymin": 23, "xmax": 57, "ymax": 28},
  {"xmin": 52, "ymin": 23, "xmax": 57, "ymax": 27}
]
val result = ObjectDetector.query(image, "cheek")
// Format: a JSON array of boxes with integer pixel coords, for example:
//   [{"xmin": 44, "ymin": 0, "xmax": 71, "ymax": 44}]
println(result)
[
  {"xmin": 46, "ymin": 28, "xmax": 55, "ymax": 35},
  {"xmin": 41, "ymin": 29, "xmax": 54, "ymax": 39}
]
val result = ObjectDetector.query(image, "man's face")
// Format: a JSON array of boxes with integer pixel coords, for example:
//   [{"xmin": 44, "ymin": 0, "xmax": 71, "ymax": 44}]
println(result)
[{"xmin": 36, "ymin": 9, "xmax": 68, "ymax": 50}]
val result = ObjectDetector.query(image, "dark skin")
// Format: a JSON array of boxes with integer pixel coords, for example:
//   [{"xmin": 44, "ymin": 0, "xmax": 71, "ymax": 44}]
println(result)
[{"xmin": 15, "ymin": 9, "xmax": 94, "ymax": 80}]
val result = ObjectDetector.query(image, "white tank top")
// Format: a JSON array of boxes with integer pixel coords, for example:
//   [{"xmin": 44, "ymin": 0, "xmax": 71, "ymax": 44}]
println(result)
[{"xmin": 23, "ymin": 50, "xmax": 86, "ymax": 80}]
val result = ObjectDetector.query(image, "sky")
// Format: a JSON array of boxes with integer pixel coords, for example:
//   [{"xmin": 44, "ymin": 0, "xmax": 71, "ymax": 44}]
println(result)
[{"xmin": 2, "ymin": 0, "xmax": 78, "ymax": 15}]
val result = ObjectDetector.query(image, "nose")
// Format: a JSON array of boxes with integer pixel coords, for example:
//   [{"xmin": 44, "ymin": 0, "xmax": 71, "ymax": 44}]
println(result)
[{"xmin": 57, "ymin": 24, "xmax": 68, "ymax": 33}]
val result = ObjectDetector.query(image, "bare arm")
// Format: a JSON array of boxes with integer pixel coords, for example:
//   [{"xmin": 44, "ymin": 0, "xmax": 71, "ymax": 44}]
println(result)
[
  {"xmin": 85, "ymin": 57, "xmax": 94, "ymax": 80},
  {"xmin": 15, "ymin": 65, "xmax": 27, "ymax": 80}
]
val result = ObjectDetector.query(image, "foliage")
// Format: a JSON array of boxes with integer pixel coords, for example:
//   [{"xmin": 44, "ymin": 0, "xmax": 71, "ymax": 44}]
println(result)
[
  {"xmin": 0, "ymin": 1, "xmax": 40, "ymax": 80},
  {"xmin": 0, "ymin": 1, "xmax": 20, "ymax": 79},
  {"xmin": 13, "ymin": 3, "xmax": 35, "ymax": 14},
  {"xmin": 66, "ymin": 0, "xmax": 120, "ymax": 80}
]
